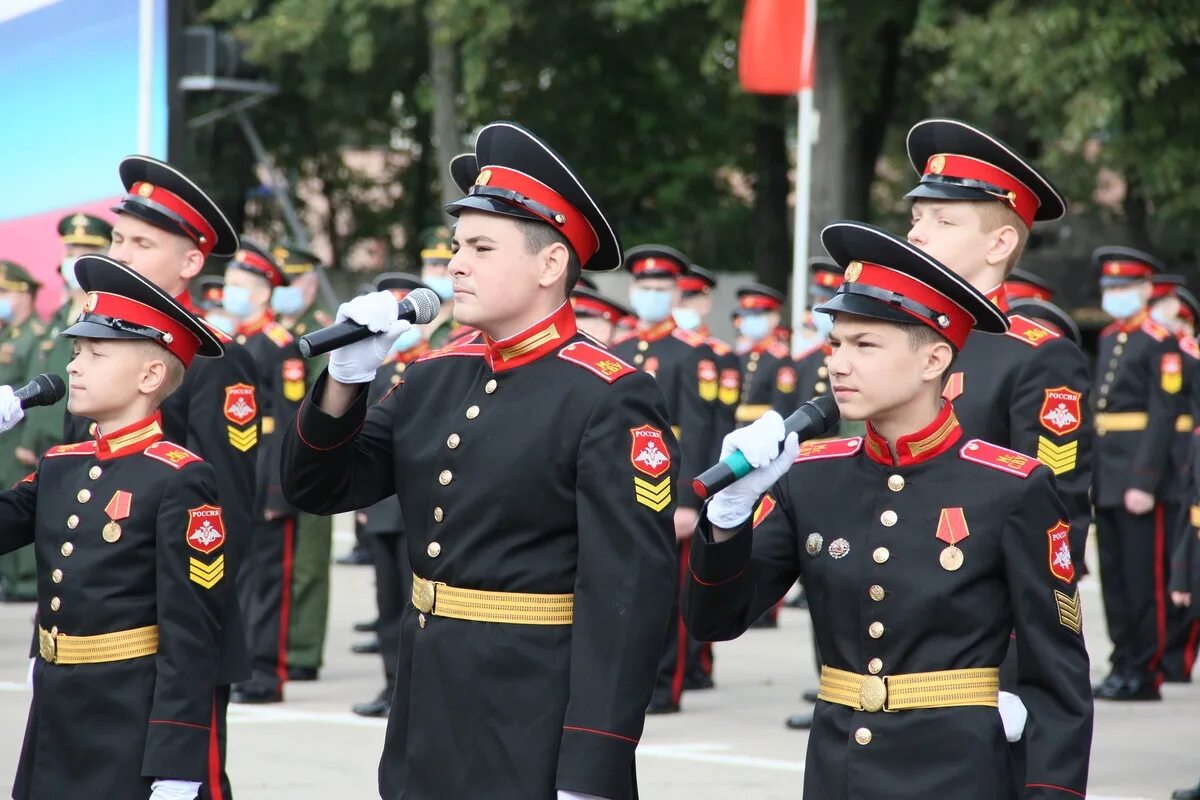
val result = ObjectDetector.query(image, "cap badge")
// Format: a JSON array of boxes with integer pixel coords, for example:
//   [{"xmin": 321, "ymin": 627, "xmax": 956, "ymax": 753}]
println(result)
[
  {"xmin": 928, "ymin": 155, "xmax": 946, "ymax": 175},
  {"xmin": 84, "ymin": 293, "xmax": 98, "ymax": 313},
  {"xmin": 137, "ymin": 182, "xmax": 155, "ymax": 198},
  {"xmin": 475, "ymin": 169, "xmax": 492, "ymax": 187},
  {"xmin": 844, "ymin": 261, "xmax": 863, "ymax": 283}
]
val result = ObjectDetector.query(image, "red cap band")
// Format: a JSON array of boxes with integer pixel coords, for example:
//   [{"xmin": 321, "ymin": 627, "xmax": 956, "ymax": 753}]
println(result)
[
  {"xmin": 475, "ymin": 166, "xmax": 599, "ymax": 266},
  {"xmin": 84, "ymin": 291, "xmax": 201, "ymax": 365},
  {"xmin": 630, "ymin": 257, "xmax": 683, "ymax": 278},
  {"xmin": 1102, "ymin": 260, "xmax": 1154, "ymax": 281},
  {"xmin": 923, "ymin": 154, "xmax": 1039, "ymax": 228},
  {"xmin": 678, "ymin": 275, "xmax": 710, "ymax": 293},
  {"xmin": 572, "ymin": 295, "xmax": 621, "ymax": 322},
  {"xmin": 813, "ymin": 270, "xmax": 844, "ymax": 290},
  {"xmin": 128, "ymin": 182, "xmax": 218, "ymax": 255},
  {"xmin": 234, "ymin": 249, "xmax": 284, "ymax": 287},
  {"xmin": 738, "ymin": 294, "xmax": 782, "ymax": 311},
  {"xmin": 847, "ymin": 261, "xmax": 974, "ymax": 350}
]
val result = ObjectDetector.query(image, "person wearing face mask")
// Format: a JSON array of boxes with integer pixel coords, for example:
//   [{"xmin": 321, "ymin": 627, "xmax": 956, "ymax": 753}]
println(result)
[
  {"xmin": 418, "ymin": 225, "xmax": 467, "ymax": 346},
  {"xmin": 1092, "ymin": 247, "xmax": 1185, "ymax": 701},
  {"xmin": 218, "ymin": 240, "xmax": 307, "ymax": 706},
  {"xmin": 676, "ymin": 265, "xmax": 740, "ymax": 457},
  {"xmin": 270, "ymin": 244, "xmax": 338, "ymax": 680},
  {"xmin": 734, "ymin": 284, "xmax": 798, "ymax": 427},
  {"xmin": 610, "ymin": 245, "xmax": 723, "ymax": 714},
  {"xmin": 350, "ymin": 272, "xmax": 432, "ymax": 718}
]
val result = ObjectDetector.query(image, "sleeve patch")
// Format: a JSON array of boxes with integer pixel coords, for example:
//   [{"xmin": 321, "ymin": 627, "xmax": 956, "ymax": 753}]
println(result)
[
  {"xmin": 1046, "ymin": 520, "xmax": 1075, "ymax": 583},
  {"xmin": 794, "ymin": 436, "xmax": 863, "ymax": 462},
  {"xmin": 1054, "ymin": 588, "xmax": 1082, "ymax": 634},
  {"xmin": 1039, "ymin": 386, "xmax": 1083, "ymax": 435},
  {"xmin": 1036, "ymin": 436, "xmax": 1078, "ymax": 475},
  {"xmin": 718, "ymin": 369, "xmax": 741, "ymax": 407},
  {"xmin": 698, "ymin": 359, "xmax": 718, "ymax": 401},
  {"xmin": 282, "ymin": 358, "xmax": 307, "ymax": 402},
  {"xmin": 144, "ymin": 441, "xmax": 203, "ymax": 470},
  {"xmin": 959, "ymin": 440, "xmax": 1039, "ymax": 478},
  {"xmin": 630, "ymin": 425, "xmax": 672, "ymax": 478},
  {"xmin": 1006, "ymin": 315, "xmax": 1061, "ymax": 348},
  {"xmin": 189, "ymin": 554, "xmax": 225, "ymax": 589},
  {"xmin": 633, "ymin": 475, "xmax": 672, "ymax": 512},
  {"xmin": 776, "ymin": 366, "xmax": 797, "ymax": 394},
  {"xmin": 186, "ymin": 505, "xmax": 226, "ymax": 555},
  {"xmin": 751, "ymin": 494, "xmax": 777, "ymax": 528},
  {"xmin": 223, "ymin": 383, "xmax": 258, "ymax": 426},
  {"xmin": 1162, "ymin": 353, "xmax": 1183, "ymax": 394},
  {"xmin": 557, "ymin": 341, "xmax": 636, "ymax": 383}
]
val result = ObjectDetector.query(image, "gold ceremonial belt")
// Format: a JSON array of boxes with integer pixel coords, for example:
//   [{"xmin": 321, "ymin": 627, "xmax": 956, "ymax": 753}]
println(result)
[
  {"xmin": 818, "ymin": 665, "xmax": 999, "ymax": 713},
  {"xmin": 735, "ymin": 404, "xmax": 772, "ymax": 424},
  {"xmin": 1095, "ymin": 412, "xmax": 1193, "ymax": 435},
  {"xmin": 38, "ymin": 624, "xmax": 159, "ymax": 665},
  {"xmin": 411, "ymin": 574, "xmax": 574, "ymax": 625}
]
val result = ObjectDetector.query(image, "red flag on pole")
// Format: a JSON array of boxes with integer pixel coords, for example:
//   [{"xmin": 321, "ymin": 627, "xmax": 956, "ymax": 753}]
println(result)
[{"xmin": 738, "ymin": 0, "xmax": 815, "ymax": 95}]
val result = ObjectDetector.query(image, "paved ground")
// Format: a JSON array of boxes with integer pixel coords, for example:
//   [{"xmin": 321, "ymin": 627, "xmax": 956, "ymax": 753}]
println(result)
[{"xmin": 0, "ymin": 525, "xmax": 1195, "ymax": 799}]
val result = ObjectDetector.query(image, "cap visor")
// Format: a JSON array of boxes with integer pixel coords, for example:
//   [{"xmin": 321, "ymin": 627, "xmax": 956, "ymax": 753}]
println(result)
[
  {"xmin": 444, "ymin": 194, "xmax": 543, "ymax": 222},
  {"xmin": 904, "ymin": 183, "xmax": 993, "ymax": 204},
  {"xmin": 61, "ymin": 319, "xmax": 151, "ymax": 343},
  {"xmin": 815, "ymin": 292, "xmax": 932, "ymax": 329}
]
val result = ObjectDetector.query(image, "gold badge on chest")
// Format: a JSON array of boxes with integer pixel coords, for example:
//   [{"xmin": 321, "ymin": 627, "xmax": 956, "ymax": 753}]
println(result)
[{"xmin": 935, "ymin": 507, "xmax": 970, "ymax": 571}]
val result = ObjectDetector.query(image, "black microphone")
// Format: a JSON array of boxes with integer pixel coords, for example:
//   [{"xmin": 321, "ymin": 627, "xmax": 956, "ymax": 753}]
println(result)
[
  {"xmin": 693, "ymin": 395, "xmax": 840, "ymax": 499},
  {"xmin": 298, "ymin": 288, "xmax": 442, "ymax": 358},
  {"xmin": 15, "ymin": 373, "xmax": 66, "ymax": 409}
]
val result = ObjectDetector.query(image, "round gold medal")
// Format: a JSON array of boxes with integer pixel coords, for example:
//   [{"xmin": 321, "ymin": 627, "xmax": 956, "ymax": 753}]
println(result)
[
  {"xmin": 939, "ymin": 545, "xmax": 963, "ymax": 571},
  {"xmin": 102, "ymin": 521, "xmax": 122, "ymax": 543}
]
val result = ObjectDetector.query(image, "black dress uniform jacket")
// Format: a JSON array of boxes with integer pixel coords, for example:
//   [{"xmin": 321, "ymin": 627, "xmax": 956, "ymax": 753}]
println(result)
[
  {"xmin": 684, "ymin": 405, "xmax": 1093, "ymax": 800},
  {"xmin": 735, "ymin": 337, "xmax": 800, "ymax": 426},
  {"xmin": 0, "ymin": 414, "xmax": 228, "ymax": 797},
  {"xmin": 946, "ymin": 295, "xmax": 1093, "ymax": 558},
  {"xmin": 64, "ymin": 300, "xmax": 259, "ymax": 685},
  {"xmin": 611, "ymin": 320, "xmax": 720, "ymax": 509},
  {"xmin": 702, "ymin": 331, "xmax": 741, "ymax": 462},
  {"xmin": 281, "ymin": 304, "xmax": 677, "ymax": 800}
]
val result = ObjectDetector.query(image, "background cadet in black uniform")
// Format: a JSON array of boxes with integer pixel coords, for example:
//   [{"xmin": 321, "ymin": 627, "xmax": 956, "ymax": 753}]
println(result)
[
  {"xmin": 793, "ymin": 259, "xmax": 844, "ymax": 423},
  {"xmin": 350, "ymin": 272, "xmax": 431, "ymax": 719},
  {"xmin": 216, "ymin": 241, "xmax": 307, "ymax": 705},
  {"xmin": 0, "ymin": 254, "xmax": 228, "ymax": 800},
  {"xmin": 675, "ymin": 264, "xmax": 740, "ymax": 450},
  {"xmin": 905, "ymin": 119, "xmax": 1093, "ymax": 568},
  {"xmin": 571, "ymin": 284, "xmax": 631, "ymax": 346},
  {"xmin": 732, "ymin": 284, "xmax": 798, "ymax": 425},
  {"xmin": 684, "ymin": 222, "xmax": 1093, "ymax": 800},
  {"xmin": 1091, "ymin": 247, "xmax": 1184, "ymax": 701},
  {"xmin": 66, "ymin": 156, "xmax": 260, "ymax": 800},
  {"xmin": 611, "ymin": 245, "xmax": 722, "ymax": 713},
  {"xmin": 281, "ymin": 122, "xmax": 676, "ymax": 800}
]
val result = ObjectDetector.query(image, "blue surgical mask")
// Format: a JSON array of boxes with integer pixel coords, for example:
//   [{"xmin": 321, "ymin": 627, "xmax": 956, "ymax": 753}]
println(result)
[
  {"xmin": 425, "ymin": 276, "xmax": 454, "ymax": 301},
  {"xmin": 222, "ymin": 284, "xmax": 254, "ymax": 319},
  {"xmin": 0, "ymin": 298, "xmax": 12, "ymax": 323},
  {"xmin": 61, "ymin": 257, "xmax": 81, "ymax": 291},
  {"xmin": 270, "ymin": 285, "xmax": 305, "ymax": 316},
  {"xmin": 811, "ymin": 311, "xmax": 834, "ymax": 339},
  {"xmin": 630, "ymin": 288, "xmax": 674, "ymax": 323},
  {"xmin": 739, "ymin": 313, "xmax": 771, "ymax": 342},
  {"xmin": 206, "ymin": 312, "xmax": 237, "ymax": 336},
  {"xmin": 1101, "ymin": 288, "xmax": 1144, "ymax": 321},
  {"xmin": 390, "ymin": 327, "xmax": 423, "ymax": 353},
  {"xmin": 672, "ymin": 307, "xmax": 702, "ymax": 331}
]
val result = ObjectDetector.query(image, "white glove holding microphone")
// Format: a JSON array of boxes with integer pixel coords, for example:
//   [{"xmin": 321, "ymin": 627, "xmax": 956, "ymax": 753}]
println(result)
[
  {"xmin": 0, "ymin": 385, "xmax": 24, "ymax": 435},
  {"xmin": 706, "ymin": 410, "xmax": 800, "ymax": 529},
  {"xmin": 328, "ymin": 291, "xmax": 413, "ymax": 384}
]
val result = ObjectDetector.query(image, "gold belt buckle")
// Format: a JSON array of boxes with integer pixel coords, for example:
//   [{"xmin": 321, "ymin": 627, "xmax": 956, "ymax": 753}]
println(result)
[
  {"xmin": 859, "ymin": 674, "xmax": 890, "ymax": 712},
  {"xmin": 413, "ymin": 578, "xmax": 438, "ymax": 614},
  {"xmin": 38, "ymin": 628, "xmax": 57, "ymax": 664}
]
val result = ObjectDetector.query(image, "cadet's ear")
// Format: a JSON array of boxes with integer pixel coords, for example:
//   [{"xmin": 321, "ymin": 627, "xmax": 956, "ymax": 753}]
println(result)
[
  {"xmin": 138, "ymin": 357, "xmax": 168, "ymax": 397},
  {"xmin": 922, "ymin": 340, "xmax": 955, "ymax": 384},
  {"xmin": 536, "ymin": 241, "xmax": 571, "ymax": 291}
]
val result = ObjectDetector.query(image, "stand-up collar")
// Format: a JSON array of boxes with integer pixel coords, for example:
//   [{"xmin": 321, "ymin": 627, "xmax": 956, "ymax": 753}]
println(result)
[
  {"xmin": 95, "ymin": 411, "xmax": 165, "ymax": 460},
  {"xmin": 863, "ymin": 401, "xmax": 962, "ymax": 467},
  {"xmin": 985, "ymin": 285, "xmax": 1010, "ymax": 313},
  {"xmin": 483, "ymin": 302, "xmax": 577, "ymax": 373}
]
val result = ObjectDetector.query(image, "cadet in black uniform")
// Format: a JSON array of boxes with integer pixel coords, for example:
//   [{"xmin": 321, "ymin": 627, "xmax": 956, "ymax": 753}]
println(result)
[
  {"xmin": 281, "ymin": 122, "xmax": 676, "ymax": 800},
  {"xmin": 793, "ymin": 259, "xmax": 844, "ymax": 415},
  {"xmin": 905, "ymin": 120, "xmax": 1093, "ymax": 567},
  {"xmin": 676, "ymin": 265, "xmax": 740, "ymax": 450},
  {"xmin": 67, "ymin": 156, "xmax": 261, "ymax": 800},
  {"xmin": 218, "ymin": 241, "xmax": 307, "ymax": 705},
  {"xmin": 611, "ymin": 246, "xmax": 722, "ymax": 713},
  {"xmin": 571, "ymin": 284, "xmax": 632, "ymax": 346},
  {"xmin": 685, "ymin": 222, "xmax": 1093, "ymax": 800},
  {"xmin": 0, "ymin": 254, "xmax": 228, "ymax": 799},
  {"xmin": 733, "ymin": 284, "xmax": 798, "ymax": 425},
  {"xmin": 351, "ymin": 272, "xmax": 431, "ymax": 719},
  {"xmin": 1091, "ymin": 247, "xmax": 1184, "ymax": 701}
]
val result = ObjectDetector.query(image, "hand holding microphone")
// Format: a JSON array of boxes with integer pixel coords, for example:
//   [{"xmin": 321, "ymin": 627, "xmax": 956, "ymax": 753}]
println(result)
[
  {"xmin": 705, "ymin": 412, "xmax": 800, "ymax": 529},
  {"xmin": 323, "ymin": 291, "xmax": 435, "ymax": 383},
  {"xmin": 0, "ymin": 373, "xmax": 68, "ymax": 435}
]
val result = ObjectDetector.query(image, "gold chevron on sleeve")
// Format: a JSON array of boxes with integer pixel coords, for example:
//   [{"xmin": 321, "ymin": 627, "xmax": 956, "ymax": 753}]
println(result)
[
  {"xmin": 633, "ymin": 475, "xmax": 672, "ymax": 512},
  {"xmin": 1036, "ymin": 436, "xmax": 1078, "ymax": 475},
  {"xmin": 1054, "ymin": 588, "xmax": 1081, "ymax": 634},
  {"xmin": 189, "ymin": 554, "xmax": 225, "ymax": 589},
  {"xmin": 227, "ymin": 425, "xmax": 259, "ymax": 452}
]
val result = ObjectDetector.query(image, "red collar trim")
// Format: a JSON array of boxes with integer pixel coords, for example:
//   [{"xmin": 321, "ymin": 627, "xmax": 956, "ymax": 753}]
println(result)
[
  {"xmin": 750, "ymin": 336, "xmax": 780, "ymax": 354},
  {"xmin": 638, "ymin": 318, "xmax": 677, "ymax": 343},
  {"xmin": 483, "ymin": 302, "xmax": 577, "ymax": 372},
  {"xmin": 1117, "ymin": 309, "xmax": 1150, "ymax": 333},
  {"xmin": 95, "ymin": 411, "xmax": 165, "ymax": 460},
  {"xmin": 387, "ymin": 340, "xmax": 432, "ymax": 364},
  {"xmin": 237, "ymin": 311, "xmax": 275, "ymax": 338},
  {"xmin": 985, "ymin": 285, "xmax": 1010, "ymax": 313},
  {"xmin": 863, "ymin": 402, "xmax": 962, "ymax": 467}
]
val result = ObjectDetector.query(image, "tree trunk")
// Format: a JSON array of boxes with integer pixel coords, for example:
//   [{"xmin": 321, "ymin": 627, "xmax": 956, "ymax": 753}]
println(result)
[
  {"xmin": 809, "ymin": 20, "xmax": 848, "ymax": 233},
  {"xmin": 427, "ymin": 6, "xmax": 461, "ymax": 216},
  {"xmin": 754, "ymin": 95, "xmax": 792, "ymax": 294}
]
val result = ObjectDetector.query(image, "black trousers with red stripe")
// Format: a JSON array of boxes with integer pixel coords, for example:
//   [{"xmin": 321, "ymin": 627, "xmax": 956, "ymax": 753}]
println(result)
[
  {"xmin": 199, "ymin": 686, "xmax": 233, "ymax": 800},
  {"xmin": 1096, "ymin": 503, "xmax": 1175, "ymax": 682},
  {"xmin": 1162, "ymin": 503, "xmax": 1200, "ymax": 681},
  {"xmin": 651, "ymin": 539, "xmax": 708, "ymax": 706},
  {"xmin": 240, "ymin": 515, "xmax": 298, "ymax": 692}
]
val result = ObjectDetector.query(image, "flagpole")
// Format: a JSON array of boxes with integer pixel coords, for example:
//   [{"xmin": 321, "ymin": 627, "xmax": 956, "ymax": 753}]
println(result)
[{"xmin": 790, "ymin": 0, "xmax": 818, "ymax": 356}]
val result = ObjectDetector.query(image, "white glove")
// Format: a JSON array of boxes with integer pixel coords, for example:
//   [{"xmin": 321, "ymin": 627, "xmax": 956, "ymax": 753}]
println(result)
[
  {"xmin": 557, "ymin": 792, "xmax": 611, "ymax": 800},
  {"xmin": 0, "ymin": 385, "xmax": 24, "ymax": 434},
  {"xmin": 149, "ymin": 779, "xmax": 201, "ymax": 799},
  {"xmin": 328, "ymin": 291, "xmax": 412, "ymax": 384},
  {"xmin": 25, "ymin": 657, "xmax": 35, "ymax": 689},
  {"xmin": 998, "ymin": 690, "xmax": 1027, "ymax": 742},
  {"xmin": 706, "ymin": 411, "xmax": 800, "ymax": 529}
]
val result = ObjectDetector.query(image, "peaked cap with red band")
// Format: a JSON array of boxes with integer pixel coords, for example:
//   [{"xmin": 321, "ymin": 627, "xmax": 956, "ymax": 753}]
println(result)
[
  {"xmin": 736, "ymin": 282, "xmax": 786, "ymax": 312},
  {"xmin": 678, "ymin": 264, "xmax": 717, "ymax": 295},
  {"xmin": 1094, "ymin": 245, "xmax": 1166, "ymax": 288},
  {"xmin": 816, "ymin": 221, "xmax": 1008, "ymax": 351},
  {"xmin": 445, "ymin": 122, "xmax": 621, "ymax": 271},
  {"xmin": 230, "ymin": 238, "xmax": 288, "ymax": 287},
  {"xmin": 624, "ymin": 243, "xmax": 691, "ymax": 281},
  {"xmin": 373, "ymin": 271, "xmax": 430, "ymax": 301},
  {"xmin": 64, "ymin": 255, "xmax": 224, "ymax": 366},
  {"xmin": 193, "ymin": 275, "xmax": 225, "ymax": 313},
  {"xmin": 1004, "ymin": 268, "xmax": 1056, "ymax": 302},
  {"xmin": 1150, "ymin": 273, "xmax": 1185, "ymax": 301},
  {"xmin": 571, "ymin": 285, "xmax": 632, "ymax": 323},
  {"xmin": 114, "ymin": 155, "xmax": 239, "ymax": 258},
  {"xmin": 1175, "ymin": 286, "xmax": 1200, "ymax": 326},
  {"xmin": 905, "ymin": 119, "xmax": 1066, "ymax": 227}
]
